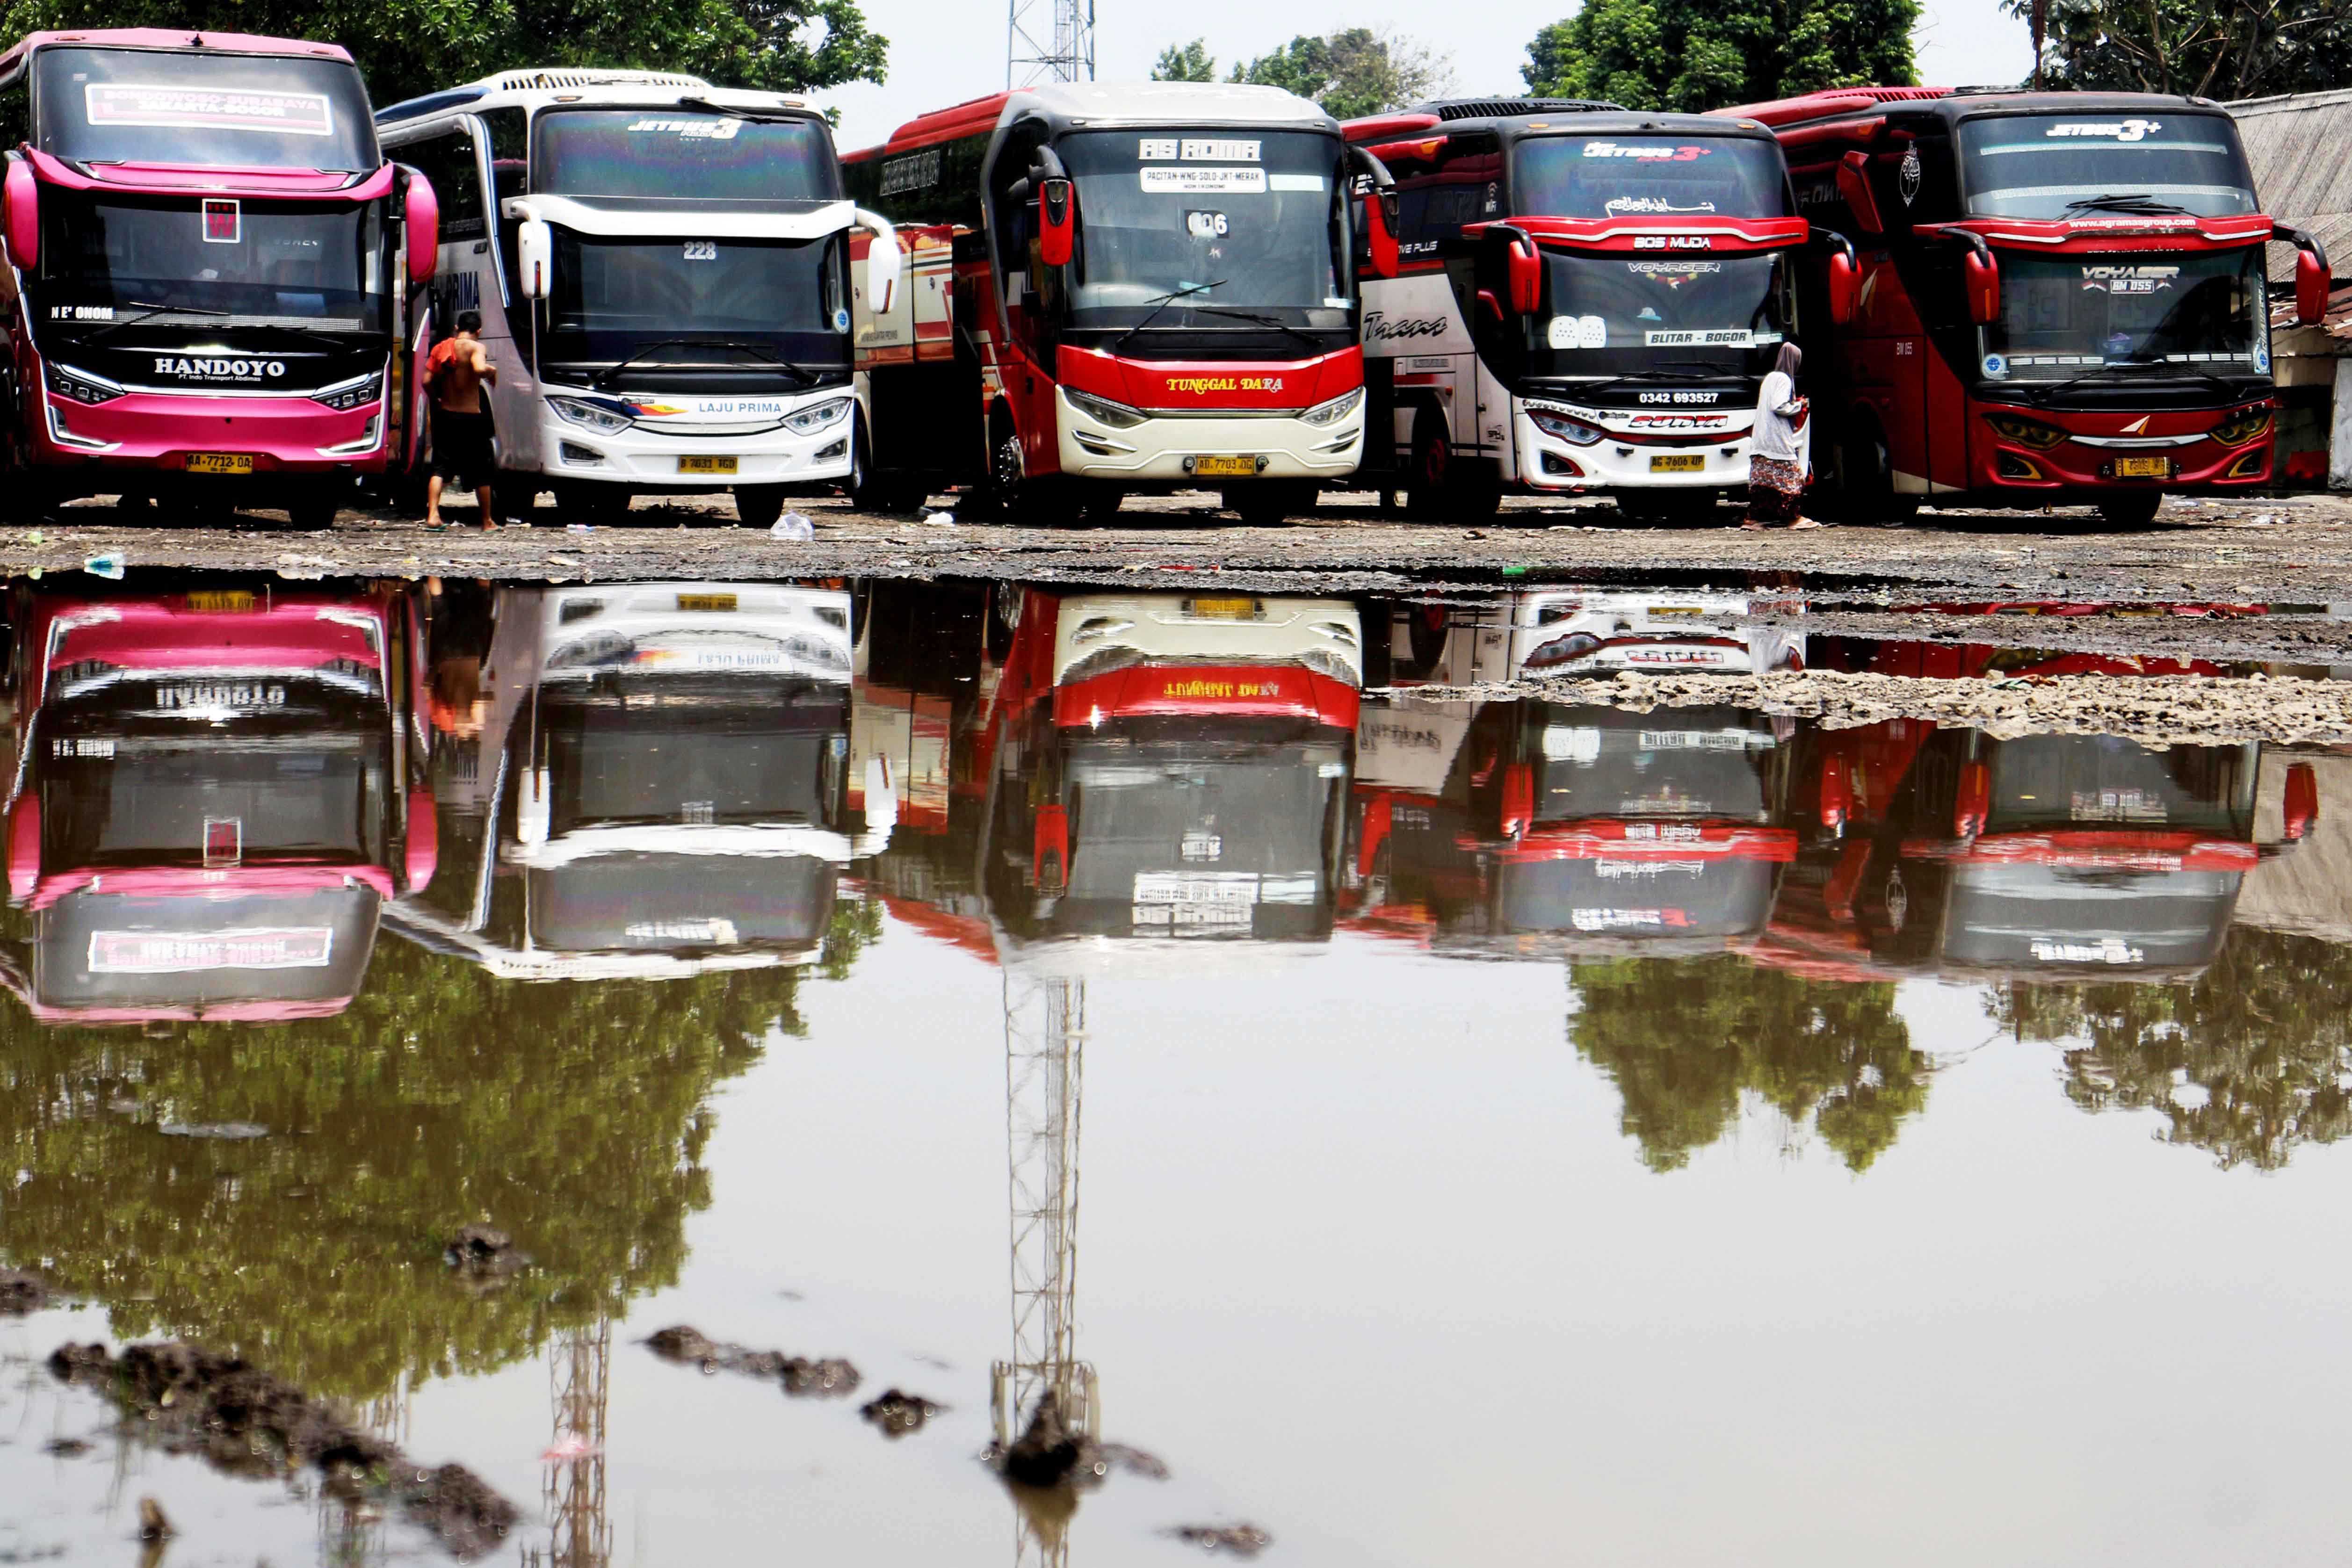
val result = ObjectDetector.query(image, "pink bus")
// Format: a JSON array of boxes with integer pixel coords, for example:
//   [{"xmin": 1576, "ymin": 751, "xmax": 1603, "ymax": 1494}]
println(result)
[
  {"xmin": 0, "ymin": 30, "xmax": 438, "ymax": 523},
  {"xmin": 0, "ymin": 580, "xmax": 436, "ymax": 1023}
]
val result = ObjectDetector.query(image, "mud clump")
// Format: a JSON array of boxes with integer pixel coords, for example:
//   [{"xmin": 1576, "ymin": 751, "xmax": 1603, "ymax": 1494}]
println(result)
[
  {"xmin": 443, "ymin": 1224, "xmax": 525, "ymax": 1286},
  {"xmin": 860, "ymin": 1388, "xmax": 942, "ymax": 1438},
  {"xmin": 46, "ymin": 1341, "xmax": 515, "ymax": 1557},
  {"xmin": 43, "ymin": 1437, "xmax": 91, "ymax": 1457},
  {"xmin": 0, "ymin": 1267, "xmax": 49, "ymax": 1314},
  {"xmin": 990, "ymin": 1390, "xmax": 1165, "ymax": 1491},
  {"xmin": 136, "ymin": 1497, "xmax": 173, "ymax": 1542},
  {"xmin": 1168, "ymin": 1523, "xmax": 1274, "ymax": 1558},
  {"xmin": 644, "ymin": 1324, "xmax": 861, "ymax": 1398}
]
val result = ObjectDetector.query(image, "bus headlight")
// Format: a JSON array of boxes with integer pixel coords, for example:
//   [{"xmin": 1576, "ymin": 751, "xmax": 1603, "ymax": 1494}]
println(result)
[
  {"xmin": 1297, "ymin": 387, "xmax": 1363, "ymax": 427},
  {"xmin": 46, "ymin": 362, "xmax": 123, "ymax": 405},
  {"xmin": 2209, "ymin": 407, "xmax": 2273, "ymax": 447},
  {"xmin": 1066, "ymin": 389, "xmax": 1148, "ymax": 429},
  {"xmin": 312, "ymin": 372, "xmax": 381, "ymax": 412},
  {"xmin": 1527, "ymin": 407, "xmax": 1606, "ymax": 446},
  {"xmin": 549, "ymin": 396, "xmax": 632, "ymax": 434},
  {"xmin": 1985, "ymin": 412, "xmax": 2068, "ymax": 449},
  {"xmin": 784, "ymin": 397, "xmax": 853, "ymax": 434}
]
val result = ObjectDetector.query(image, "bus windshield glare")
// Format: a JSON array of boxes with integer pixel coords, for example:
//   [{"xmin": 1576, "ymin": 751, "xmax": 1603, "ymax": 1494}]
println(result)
[
  {"xmin": 534, "ymin": 109, "xmax": 838, "ymax": 202},
  {"xmin": 1957, "ymin": 113, "xmax": 2256, "ymax": 219},
  {"xmin": 544, "ymin": 231, "xmax": 847, "ymax": 366},
  {"xmin": 1512, "ymin": 136, "xmax": 1788, "ymax": 220},
  {"xmin": 1980, "ymin": 250, "xmax": 2265, "ymax": 381},
  {"xmin": 39, "ymin": 192, "xmax": 386, "ymax": 328},
  {"xmin": 31, "ymin": 46, "xmax": 378, "ymax": 172},
  {"xmin": 1983, "ymin": 736, "xmax": 2254, "ymax": 836},
  {"xmin": 1051, "ymin": 129, "xmax": 1352, "ymax": 325},
  {"xmin": 1527, "ymin": 252, "xmax": 1789, "ymax": 376}
]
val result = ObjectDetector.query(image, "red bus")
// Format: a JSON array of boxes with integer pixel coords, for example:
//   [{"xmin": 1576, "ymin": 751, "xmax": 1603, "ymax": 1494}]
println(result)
[
  {"xmin": 842, "ymin": 83, "xmax": 1395, "ymax": 524},
  {"xmin": 0, "ymin": 30, "xmax": 438, "ymax": 523},
  {"xmin": 1723, "ymin": 87, "xmax": 2327, "ymax": 526}
]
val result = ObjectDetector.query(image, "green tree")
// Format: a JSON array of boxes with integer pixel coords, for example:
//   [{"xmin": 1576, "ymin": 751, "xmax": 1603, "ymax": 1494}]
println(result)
[
  {"xmin": 0, "ymin": 0, "xmax": 887, "ymax": 112},
  {"xmin": 0, "ymin": 897, "xmax": 880, "ymax": 1402},
  {"xmin": 1990, "ymin": 928, "xmax": 2352, "ymax": 1171},
  {"xmin": 1231, "ymin": 27, "xmax": 1453, "ymax": 120},
  {"xmin": 2004, "ymin": 0, "xmax": 2352, "ymax": 100},
  {"xmin": 1520, "ymin": 0, "xmax": 1918, "ymax": 113},
  {"xmin": 1570, "ymin": 955, "xmax": 1929, "ymax": 1172},
  {"xmin": 1152, "ymin": 38, "xmax": 1219, "ymax": 82}
]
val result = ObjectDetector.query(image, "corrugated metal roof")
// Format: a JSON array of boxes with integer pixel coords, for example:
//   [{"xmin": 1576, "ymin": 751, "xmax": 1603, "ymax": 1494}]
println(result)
[{"xmin": 2231, "ymin": 89, "xmax": 2352, "ymax": 283}]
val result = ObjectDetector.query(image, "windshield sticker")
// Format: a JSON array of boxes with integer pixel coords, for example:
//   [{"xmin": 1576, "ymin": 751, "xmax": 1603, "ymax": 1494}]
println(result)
[
  {"xmin": 48, "ymin": 304, "xmax": 113, "ymax": 321},
  {"xmin": 1547, "ymin": 315, "xmax": 1607, "ymax": 349},
  {"xmin": 1570, "ymin": 907, "xmax": 1692, "ymax": 931},
  {"xmin": 1268, "ymin": 173, "xmax": 1328, "ymax": 192},
  {"xmin": 203, "ymin": 199, "xmax": 240, "ymax": 244},
  {"xmin": 2045, "ymin": 119, "xmax": 2161, "ymax": 141},
  {"xmin": 2080, "ymin": 264, "xmax": 2177, "ymax": 294},
  {"xmin": 682, "ymin": 239, "xmax": 718, "ymax": 261},
  {"xmin": 89, "ymin": 927, "xmax": 335, "ymax": 974},
  {"xmin": 1643, "ymin": 328, "xmax": 1758, "ymax": 347},
  {"xmin": 83, "ymin": 83, "xmax": 333, "ymax": 137},
  {"xmin": 1185, "ymin": 210, "xmax": 1230, "ymax": 238},
  {"xmin": 1900, "ymin": 145, "xmax": 1921, "ymax": 205},
  {"xmin": 1626, "ymin": 260, "xmax": 1722, "ymax": 284},
  {"xmin": 1581, "ymin": 142, "xmax": 1712, "ymax": 160},
  {"xmin": 1606, "ymin": 195, "xmax": 1718, "ymax": 216},
  {"xmin": 2029, "ymin": 937, "xmax": 2145, "ymax": 964},
  {"xmin": 624, "ymin": 117, "xmax": 742, "ymax": 140},
  {"xmin": 1983, "ymin": 353, "xmax": 2010, "ymax": 378},
  {"xmin": 1142, "ymin": 166, "xmax": 1266, "ymax": 194}
]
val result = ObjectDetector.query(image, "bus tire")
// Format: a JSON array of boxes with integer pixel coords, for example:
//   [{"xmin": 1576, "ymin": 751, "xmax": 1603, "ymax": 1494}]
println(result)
[
  {"xmin": 1224, "ymin": 481, "xmax": 1314, "ymax": 526},
  {"xmin": 844, "ymin": 412, "xmax": 897, "ymax": 511},
  {"xmin": 286, "ymin": 494, "xmax": 340, "ymax": 531},
  {"xmin": 1079, "ymin": 486, "xmax": 1125, "ymax": 525},
  {"xmin": 1407, "ymin": 411, "xmax": 1498, "ymax": 522},
  {"xmin": 1835, "ymin": 421, "xmax": 1918, "ymax": 526},
  {"xmin": 734, "ymin": 485, "xmax": 788, "ymax": 529},
  {"xmin": 2097, "ymin": 491, "xmax": 2163, "ymax": 529}
]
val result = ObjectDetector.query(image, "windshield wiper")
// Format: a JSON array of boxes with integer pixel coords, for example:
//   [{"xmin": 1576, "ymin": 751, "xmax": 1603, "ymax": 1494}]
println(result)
[
  {"xmin": 83, "ymin": 300, "xmax": 231, "ymax": 340},
  {"xmin": 1111, "ymin": 281, "xmax": 1224, "ymax": 355},
  {"xmin": 2018, "ymin": 361, "xmax": 2245, "ymax": 401},
  {"xmin": 591, "ymin": 338, "xmax": 817, "ymax": 389},
  {"xmin": 1180, "ymin": 304, "xmax": 1323, "ymax": 349},
  {"xmin": 2063, "ymin": 193, "xmax": 2191, "ymax": 217},
  {"xmin": 676, "ymin": 95, "xmax": 806, "ymax": 126}
]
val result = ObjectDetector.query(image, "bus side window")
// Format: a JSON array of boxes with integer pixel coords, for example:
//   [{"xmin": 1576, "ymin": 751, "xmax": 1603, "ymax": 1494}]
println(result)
[
  {"xmin": 481, "ymin": 107, "xmax": 529, "ymax": 341},
  {"xmin": 400, "ymin": 128, "xmax": 486, "ymax": 242}
]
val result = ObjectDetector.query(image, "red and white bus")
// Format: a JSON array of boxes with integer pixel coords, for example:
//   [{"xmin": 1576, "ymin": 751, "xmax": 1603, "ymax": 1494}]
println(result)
[
  {"xmin": 1344, "ymin": 100, "xmax": 1841, "ymax": 521},
  {"xmin": 842, "ymin": 83, "xmax": 1393, "ymax": 524},
  {"xmin": 1725, "ymin": 87, "xmax": 2327, "ymax": 526},
  {"xmin": 0, "ymin": 30, "xmax": 437, "ymax": 522},
  {"xmin": 1, "ymin": 579, "xmax": 434, "ymax": 1023}
]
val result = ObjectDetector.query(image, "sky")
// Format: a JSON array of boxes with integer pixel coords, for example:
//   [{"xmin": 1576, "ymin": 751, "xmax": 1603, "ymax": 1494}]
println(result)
[{"xmin": 814, "ymin": 0, "xmax": 2034, "ymax": 151}]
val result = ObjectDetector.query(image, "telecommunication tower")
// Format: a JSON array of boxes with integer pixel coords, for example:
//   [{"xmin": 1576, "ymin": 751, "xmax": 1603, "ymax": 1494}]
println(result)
[{"xmin": 1007, "ymin": 0, "xmax": 1095, "ymax": 87}]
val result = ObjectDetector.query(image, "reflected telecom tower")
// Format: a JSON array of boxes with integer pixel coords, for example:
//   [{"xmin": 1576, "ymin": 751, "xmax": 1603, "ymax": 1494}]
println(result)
[
  {"xmin": 1007, "ymin": 0, "xmax": 1095, "ymax": 87},
  {"xmin": 528, "ymin": 1322, "xmax": 612, "ymax": 1568}
]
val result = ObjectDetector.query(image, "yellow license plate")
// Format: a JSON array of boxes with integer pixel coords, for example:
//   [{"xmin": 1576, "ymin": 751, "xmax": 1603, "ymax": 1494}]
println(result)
[
  {"xmin": 1193, "ymin": 455, "xmax": 1257, "ymax": 478},
  {"xmin": 678, "ymin": 455, "xmax": 739, "ymax": 476},
  {"xmin": 1650, "ymin": 454, "xmax": 1704, "ymax": 473},
  {"xmin": 2114, "ymin": 456, "xmax": 2169, "ymax": 478},
  {"xmin": 186, "ymin": 453, "xmax": 254, "ymax": 474},
  {"xmin": 676, "ymin": 593, "xmax": 738, "ymax": 613},
  {"xmin": 1186, "ymin": 596, "xmax": 1259, "ymax": 621},
  {"xmin": 186, "ymin": 590, "xmax": 256, "ymax": 613}
]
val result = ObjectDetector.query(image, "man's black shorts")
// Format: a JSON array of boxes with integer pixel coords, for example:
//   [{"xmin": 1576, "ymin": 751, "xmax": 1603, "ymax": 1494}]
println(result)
[{"xmin": 429, "ymin": 407, "xmax": 496, "ymax": 489}]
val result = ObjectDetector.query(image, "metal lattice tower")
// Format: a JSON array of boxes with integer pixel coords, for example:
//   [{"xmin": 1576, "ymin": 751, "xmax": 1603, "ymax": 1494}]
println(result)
[
  {"xmin": 1007, "ymin": 0, "xmax": 1095, "ymax": 87},
  {"xmin": 991, "ymin": 969, "xmax": 1098, "ymax": 1568},
  {"xmin": 526, "ymin": 1322, "xmax": 612, "ymax": 1568}
]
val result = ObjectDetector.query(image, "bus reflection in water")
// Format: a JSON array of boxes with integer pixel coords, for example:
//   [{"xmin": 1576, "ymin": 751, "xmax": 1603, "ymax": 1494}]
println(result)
[
  {"xmin": 389, "ymin": 581, "xmax": 892, "ymax": 980},
  {"xmin": 0, "ymin": 580, "xmax": 434, "ymax": 1023}
]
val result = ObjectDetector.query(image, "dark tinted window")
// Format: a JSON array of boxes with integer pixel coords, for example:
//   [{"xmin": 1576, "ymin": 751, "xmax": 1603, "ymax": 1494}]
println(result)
[
  {"xmin": 535, "ymin": 109, "xmax": 838, "ymax": 201},
  {"xmin": 397, "ymin": 126, "xmax": 485, "ymax": 240},
  {"xmin": 32, "ymin": 45, "xmax": 377, "ymax": 172},
  {"xmin": 1513, "ymin": 135, "xmax": 1789, "ymax": 220}
]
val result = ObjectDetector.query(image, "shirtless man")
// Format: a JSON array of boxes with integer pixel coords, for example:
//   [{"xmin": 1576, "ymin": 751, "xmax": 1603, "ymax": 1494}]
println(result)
[{"xmin": 422, "ymin": 311, "xmax": 498, "ymax": 528}]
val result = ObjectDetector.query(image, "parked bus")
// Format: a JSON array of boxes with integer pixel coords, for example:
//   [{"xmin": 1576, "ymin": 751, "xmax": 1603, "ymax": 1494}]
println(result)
[
  {"xmin": 0, "ymin": 578, "xmax": 434, "ymax": 1022},
  {"xmin": 376, "ymin": 70, "xmax": 899, "ymax": 526},
  {"xmin": 842, "ymin": 82, "xmax": 1394, "ymax": 524},
  {"xmin": 975, "ymin": 588, "xmax": 1361, "ymax": 942},
  {"xmin": 1343, "ymin": 99, "xmax": 1845, "ymax": 522},
  {"xmin": 0, "ymin": 29, "xmax": 439, "ymax": 523},
  {"xmin": 385, "ymin": 580, "xmax": 894, "ymax": 980},
  {"xmin": 1724, "ymin": 87, "xmax": 2329, "ymax": 526}
]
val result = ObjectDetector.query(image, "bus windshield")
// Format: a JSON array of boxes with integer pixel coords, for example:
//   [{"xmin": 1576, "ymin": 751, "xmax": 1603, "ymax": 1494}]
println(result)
[
  {"xmin": 40, "ymin": 191, "xmax": 386, "ymax": 328},
  {"xmin": 543, "ymin": 231, "xmax": 848, "ymax": 373},
  {"xmin": 534, "ymin": 109, "xmax": 838, "ymax": 202},
  {"xmin": 1956, "ymin": 113, "xmax": 2256, "ymax": 219},
  {"xmin": 1512, "ymin": 135, "xmax": 1789, "ymax": 220},
  {"xmin": 1051, "ymin": 129, "xmax": 1352, "ymax": 327},
  {"xmin": 32, "ymin": 45, "xmax": 378, "ymax": 172},
  {"xmin": 1984, "ymin": 736, "xmax": 2256, "ymax": 836},
  {"xmin": 1526, "ymin": 251, "xmax": 1788, "ymax": 378},
  {"xmin": 1528, "ymin": 707, "xmax": 1777, "ymax": 822},
  {"xmin": 1980, "ymin": 250, "xmax": 2266, "ymax": 383}
]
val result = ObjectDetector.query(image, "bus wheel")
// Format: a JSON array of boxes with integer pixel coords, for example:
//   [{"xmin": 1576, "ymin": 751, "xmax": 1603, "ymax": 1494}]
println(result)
[
  {"xmin": 1839, "ymin": 426, "xmax": 1919, "ymax": 526},
  {"xmin": 1224, "ymin": 481, "xmax": 1313, "ymax": 526},
  {"xmin": 1407, "ymin": 412, "xmax": 1497, "ymax": 522},
  {"xmin": 734, "ymin": 485, "xmax": 788, "ymax": 529},
  {"xmin": 554, "ymin": 483, "xmax": 629, "ymax": 524},
  {"xmin": 1616, "ymin": 489, "xmax": 1714, "ymax": 527},
  {"xmin": 2097, "ymin": 491, "xmax": 2163, "ymax": 529},
  {"xmin": 286, "ymin": 495, "xmax": 339, "ymax": 531},
  {"xmin": 845, "ymin": 413, "xmax": 896, "ymax": 511},
  {"xmin": 1079, "ymin": 487, "xmax": 1125, "ymax": 525}
]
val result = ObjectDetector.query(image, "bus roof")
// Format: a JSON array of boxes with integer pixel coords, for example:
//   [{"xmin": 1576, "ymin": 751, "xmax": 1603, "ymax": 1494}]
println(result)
[
  {"xmin": 0, "ymin": 29, "xmax": 355, "ymax": 83},
  {"xmin": 1346, "ymin": 98, "xmax": 1785, "ymax": 146},
  {"xmin": 1719, "ymin": 85, "xmax": 2229, "ymax": 132},
  {"xmin": 377, "ymin": 68, "xmax": 815, "ymax": 129},
  {"xmin": 848, "ymin": 80, "xmax": 1333, "ymax": 160}
]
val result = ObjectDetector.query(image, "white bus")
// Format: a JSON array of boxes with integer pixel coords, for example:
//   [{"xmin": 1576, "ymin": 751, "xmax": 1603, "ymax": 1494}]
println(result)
[{"xmin": 376, "ymin": 68, "xmax": 898, "ymax": 525}]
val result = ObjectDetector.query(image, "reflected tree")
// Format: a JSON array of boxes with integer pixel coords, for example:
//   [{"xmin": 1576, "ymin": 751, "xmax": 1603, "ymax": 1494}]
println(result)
[
  {"xmin": 1570, "ymin": 956, "xmax": 1927, "ymax": 1173},
  {"xmin": 0, "ymin": 899, "xmax": 880, "ymax": 1402},
  {"xmin": 1990, "ymin": 928, "xmax": 2352, "ymax": 1171}
]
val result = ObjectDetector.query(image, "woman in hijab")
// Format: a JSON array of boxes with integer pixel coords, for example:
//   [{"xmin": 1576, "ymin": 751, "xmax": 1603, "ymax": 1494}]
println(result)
[{"xmin": 1744, "ymin": 341, "xmax": 1819, "ymax": 530}]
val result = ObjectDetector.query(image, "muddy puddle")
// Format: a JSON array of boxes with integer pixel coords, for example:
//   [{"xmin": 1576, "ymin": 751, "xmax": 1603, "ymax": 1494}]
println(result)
[{"xmin": 3, "ymin": 566, "xmax": 2352, "ymax": 1564}]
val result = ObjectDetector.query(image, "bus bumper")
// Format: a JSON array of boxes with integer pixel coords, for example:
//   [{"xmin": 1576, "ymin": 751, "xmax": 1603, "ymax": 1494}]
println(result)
[
  {"xmin": 33, "ymin": 390, "xmax": 388, "ymax": 477},
  {"xmin": 536, "ymin": 394, "xmax": 857, "ymax": 489},
  {"xmin": 1518, "ymin": 410, "xmax": 1752, "ymax": 491},
  {"xmin": 1056, "ymin": 390, "xmax": 1364, "ymax": 484}
]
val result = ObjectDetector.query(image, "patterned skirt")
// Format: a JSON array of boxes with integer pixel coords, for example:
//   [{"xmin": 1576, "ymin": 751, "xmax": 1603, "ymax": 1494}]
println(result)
[{"xmin": 1747, "ymin": 455, "xmax": 1806, "ymax": 524}]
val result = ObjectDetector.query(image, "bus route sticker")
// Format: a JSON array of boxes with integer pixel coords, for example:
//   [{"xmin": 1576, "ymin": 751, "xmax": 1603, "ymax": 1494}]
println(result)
[
  {"xmin": 1142, "ymin": 167, "xmax": 1266, "ymax": 194},
  {"xmin": 84, "ymin": 83, "xmax": 333, "ymax": 137},
  {"xmin": 87, "ymin": 927, "xmax": 336, "ymax": 974}
]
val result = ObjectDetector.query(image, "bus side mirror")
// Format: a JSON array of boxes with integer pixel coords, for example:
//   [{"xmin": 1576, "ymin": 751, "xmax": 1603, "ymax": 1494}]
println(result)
[
  {"xmin": 1499, "ymin": 762, "xmax": 1534, "ymax": 840},
  {"xmin": 1954, "ymin": 760, "xmax": 1990, "ymax": 841},
  {"xmin": 1964, "ymin": 248, "xmax": 1999, "ymax": 326},
  {"xmin": 1366, "ymin": 191, "xmax": 1400, "ymax": 280},
  {"xmin": 1033, "ymin": 803, "xmax": 1069, "ymax": 896},
  {"xmin": 2285, "ymin": 761, "xmax": 2319, "ymax": 841},
  {"xmin": 1506, "ymin": 238, "xmax": 1541, "ymax": 316},
  {"xmin": 862, "ymin": 215, "xmax": 901, "ymax": 315},
  {"xmin": 1828, "ymin": 248, "xmax": 1857, "ymax": 325},
  {"xmin": 1037, "ymin": 176, "xmax": 1074, "ymax": 268},
  {"xmin": 3, "ymin": 161, "xmax": 36, "ymax": 274},
  {"xmin": 2297, "ymin": 249, "xmax": 2330, "ymax": 328},
  {"xmin": 404, "ymin": 788, "xmax": 438, "ymax": 895},
  {"xmin": 1819, "ymin": 753, "xmax": 1853, "ymax": 835},
  {"xmin": 404, "ymin": 172, "xmax": 438, "ymax": 283},
  {"xmin": 516, "ymin": 218, "xmax": 552, "ymax": 300},
  {"xmin": 1835, "ymin": 151, "xmax": 1884, "ymax": 237},
  {"xmin": 5, "ymin": 794, "xmax": 36, "ymax": 904}
]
